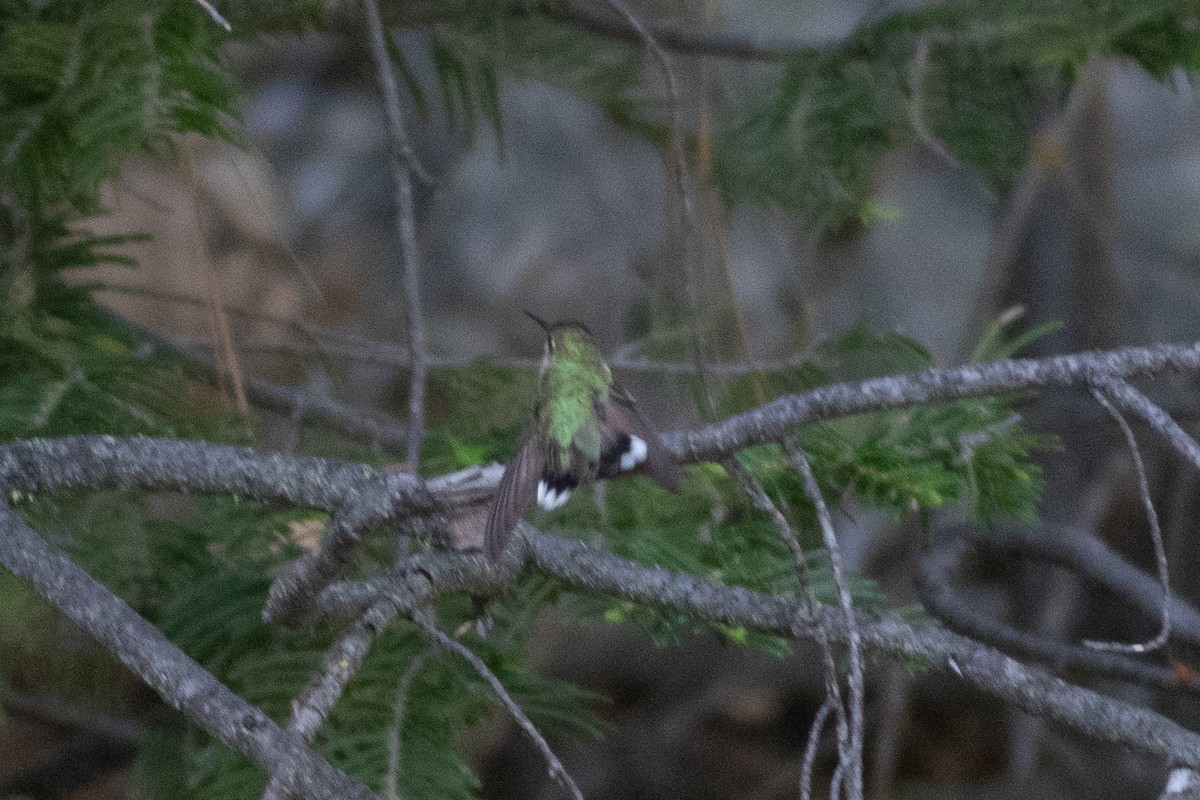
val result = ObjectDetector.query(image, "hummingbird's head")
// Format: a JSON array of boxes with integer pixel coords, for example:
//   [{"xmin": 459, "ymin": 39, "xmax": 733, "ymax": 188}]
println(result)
[{"xmin": 524, "ymin": 312, "xmax": 597, "ymax": 366}]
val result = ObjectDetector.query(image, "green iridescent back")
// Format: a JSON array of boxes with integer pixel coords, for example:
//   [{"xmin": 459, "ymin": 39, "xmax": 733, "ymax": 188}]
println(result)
[{"xmin": 540, "ymin": 326, "xmax": 612, "ymax": 464}]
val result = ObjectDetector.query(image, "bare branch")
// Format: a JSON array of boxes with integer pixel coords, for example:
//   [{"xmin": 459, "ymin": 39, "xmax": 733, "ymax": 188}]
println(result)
[
  {"xmin": 193, "ymin": 0, "xmax": 231, "ymax": 31},
  {"xmin": 0, "ymin": 503, "xmax": 378, "ymax": 800},
  {"xmin": 262, "ymin": 596, "xmax": 402, "ymax": 800},
  {"xmin": 955, "ymin": 524, "xmax": 1200, "ymax": 647},
  {"xmin": 673, "ymin": 340, "xmax": 1200, "ymax": 463},
  {"xmin": 1084, "ymin": 384, "xmax": 1170, "ymax": 652},
  {"xmin": 800, "ymin": 699, "xmax": 835, "ymax": 800},
  {"xmin": 412, "ymin": 610, "xmax": 585, "ymax": 800},
  {"xmin": 363, "ymin": 0, "xmax": 430, "ymax": 470},
  {"xmin": 787, "ymin": 441, "xmax": 865, "ymax": 800},
  {"xmin": 385, "ymin": 653, "xmax": 429, "ymax": 800},
  {"xmin": 120, "ymin": 314, "xmax": 411, "ymax": 451},
  {"xmin": 726, "ymin": 457, "xmax": 851, "ymax": 792},
  {"xmin": 1096, "ymin": 376, "xmax": 1200, "ymax": 475},
  {"xmin": 916, "ymin": 536, "xmax": 1197, "ymax": 692}
]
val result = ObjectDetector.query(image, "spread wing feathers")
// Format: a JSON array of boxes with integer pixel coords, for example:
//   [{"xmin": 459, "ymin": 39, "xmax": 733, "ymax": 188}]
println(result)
[
  {"xmin": 484, "ymin": 435, "xmax": 544, "ymax": 561},
  {"xmin": 599, "ymin": 386, "xmax": 681, "ymax": 492},
  {"xmin": 485, "ymin": 387, "xmax": 681, "ymax": 561}
]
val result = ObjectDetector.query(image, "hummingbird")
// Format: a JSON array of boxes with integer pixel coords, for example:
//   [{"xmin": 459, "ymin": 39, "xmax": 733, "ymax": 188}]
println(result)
[{"xmin": 484, "ymin": 313, "xmax": 681, "ymax": 560}]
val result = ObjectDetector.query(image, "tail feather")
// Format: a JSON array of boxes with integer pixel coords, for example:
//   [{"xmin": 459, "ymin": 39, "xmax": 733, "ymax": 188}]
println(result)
[{"xmin": 484, "ymin": 437, "xmax": 543, "ymax": 561}]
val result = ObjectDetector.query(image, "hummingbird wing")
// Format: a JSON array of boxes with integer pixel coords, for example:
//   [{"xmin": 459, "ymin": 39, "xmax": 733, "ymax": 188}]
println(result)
[
  {"xmin": 484, "ymin": 434, "xmax": 545, "ymax": 561},
  {"xmin": 598, "ymin": 385, "xmax": 681, "ymax": 492}
]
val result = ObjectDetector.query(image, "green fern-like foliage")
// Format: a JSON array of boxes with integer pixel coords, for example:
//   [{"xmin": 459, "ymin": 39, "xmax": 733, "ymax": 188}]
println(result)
[
  {"xmin": 0, "ymin": 0, "xmax": 1182, "ymax": 796},
  {"xmin": 10, "ymin": 490, "xmax": 599, "ymax": 800},
  {"xmin": 0, "ymin": 222, "xmax": 209, "ymax": 439},
  {"xmin": 0, "ymin": 0, "xmax": 237, "ymax": 442},
  {"xmin": 713, "ymin": 0, "xmax": 1200, "ymax": 228},
  {"xmin": 0, "ymin": 0, "xmax": 235, "ymax": 215}
]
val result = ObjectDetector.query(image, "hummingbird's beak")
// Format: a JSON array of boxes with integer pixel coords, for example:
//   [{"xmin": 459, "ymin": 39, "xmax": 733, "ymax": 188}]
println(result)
[{"xmin": 523, "ymin": 310, "xmax": 550, "ymax": 333}]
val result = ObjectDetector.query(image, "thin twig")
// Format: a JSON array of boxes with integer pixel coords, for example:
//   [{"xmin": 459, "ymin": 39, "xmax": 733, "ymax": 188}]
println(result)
[
  {"xmin": 363, "ymin": 0, "xmax": 430, "ymax": 471},
  {"xmin": 184, "ymin": 138, "xmax": 249, "ymax": 417},
  {"xmin": 956, "ymin": 522, "xmax": 1200, "ymax": 645},
  {"xmin": 193, "ymin": 0, "xmax": 232, "ymax": 31},
  {"xmin": 1083, "ymin": 384, "xmax": 1170, "ymax": 652},
  {"xmin": 917, "ymin": 537, "xmax": 1196, "ymax": 691},
  {"xmin": 385, "ymin": 653, "xmax": 429, "ymax": 800},
  {"xmin": 115, "ymin": 312, "xmax": 411, "ymax": 452},
  {"xmin": 1097, "ymin": 377, "xmax": 1200, "ymax": 474},
  {"xmin": 725, "ymin": 457, "xmax": 851, "ymax": 792},
  {"xmin": 598, "ymin": 0, "xmax": 715, "ymax": 416},
  {"xmin": 725, "ymin": 458, "xmax": 808, "ymax": 578},
  {"xmin": 786, "ymin": 441, "xmax": 866, "ymax": 800},
  {"xmin": 800, "ymin": 699, "xmax": 835, "ymax": 800},
  {"xmin": 411, "ymin": 610, "xmax": 585, "ymax": 800}
]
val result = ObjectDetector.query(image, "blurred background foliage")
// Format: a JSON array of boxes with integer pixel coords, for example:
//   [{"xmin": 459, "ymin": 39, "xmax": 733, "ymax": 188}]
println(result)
[{"xmin": 1, "ymin": 0, "xmax": 1197, "ymax": 798}]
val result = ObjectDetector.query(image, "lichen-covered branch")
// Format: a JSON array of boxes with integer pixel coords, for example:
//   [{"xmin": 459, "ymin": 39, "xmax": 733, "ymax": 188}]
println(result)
[
  {"xmin": 0, "ymin": 503, "xmax": 379, "ymax": 800},
  {"xmin": 7, "ymin": 339, "xmax": 1200, "ymax": 782}
]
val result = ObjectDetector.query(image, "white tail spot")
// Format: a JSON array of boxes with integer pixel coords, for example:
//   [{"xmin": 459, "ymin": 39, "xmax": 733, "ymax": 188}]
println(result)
[
  {"xmin": 537, "ymin": 481, "xmax": 572, "ymax": 511},
  {"xmin": 620, "ymin": 435, "xmax": 648, "ymax": 471}
]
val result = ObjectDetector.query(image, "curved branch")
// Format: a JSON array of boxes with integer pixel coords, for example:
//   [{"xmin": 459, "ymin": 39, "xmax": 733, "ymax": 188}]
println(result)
[
  {"xmin": 673, "ymin": 340, "xmax": 1200, "ymax": 462},
  {"xmin": 8, "ymin": 338, "xmax": 1200, "ymax": 773},
  {"xmin": 325, "ymin": 527, "xmax": 1200, "ymax": 768},
  {"xmin": 916, "ymin": 537, "xmax": 1197, "ymax": 693},
  {"xmin": 957, "ymin": 525, "xmax": 1200, "ymax": 647}
]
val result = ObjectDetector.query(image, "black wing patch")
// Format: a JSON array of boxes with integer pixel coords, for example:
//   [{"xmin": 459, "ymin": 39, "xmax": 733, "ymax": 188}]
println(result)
[{"xmin": 601, "ymin": 386, "xmax": 681, "ymax": 492}]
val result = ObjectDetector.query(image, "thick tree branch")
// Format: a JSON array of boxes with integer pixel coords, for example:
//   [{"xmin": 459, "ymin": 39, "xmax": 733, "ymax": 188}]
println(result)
[
  {"xmin": 672, "ymin": 340, "xmax": 1200, "ymax": 462},
  {"xmin": 8, "ymin": 339, "xmax": 1200, "ymax": 779},
  {"xmin": 353, "ymin": 529, "xmax": 1200, "ymax": 767},
  {"xmin": 262, "ymin": 595, "xmax": 402, "ymax": 800},
  {"xmin": 0, "ymin": 503, "xmax": 378, "ymax": 800}
]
